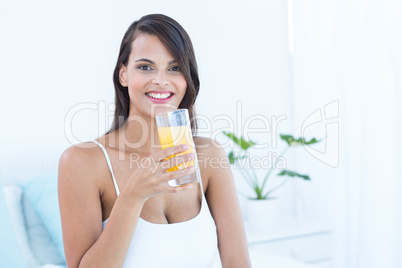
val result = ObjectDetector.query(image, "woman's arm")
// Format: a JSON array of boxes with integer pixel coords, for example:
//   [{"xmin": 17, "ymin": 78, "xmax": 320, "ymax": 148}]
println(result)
[
  {"xmin": 58, "ymin": 144, "xmax": 195, "ymax": 268},
  {"xmin": 58, "ymin": 145, "xmax": 143, "ymax": 268},
  {"xmin": 203, "ymin": 139, "xmax": 252, "ymax": 267}
]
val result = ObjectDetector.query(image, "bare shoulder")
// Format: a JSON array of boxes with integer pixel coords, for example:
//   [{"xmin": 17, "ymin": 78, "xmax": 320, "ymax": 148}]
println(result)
[
  {"xmin": 60, "ymin": 142, "xmax": 94, "ymax": 163},
  {"xmin": 59, "ymin": 142, "xmax": 99, "ymax": 168},
  {"xmin": 58, "ymin": 142, "xmax": 105, "ymax": 186},
  {"xmin": 193, "ymin": 136, "xmax": 230, "ymax": 174},
  {"xmin": 193, "ymin": 136, "xmax": 227, "ymax": 157}
]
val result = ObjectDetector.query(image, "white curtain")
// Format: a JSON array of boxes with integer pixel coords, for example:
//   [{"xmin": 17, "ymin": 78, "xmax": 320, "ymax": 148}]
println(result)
[{"xmin": 291, "ymin": 0, "xmax": 402, "ymax": 267}]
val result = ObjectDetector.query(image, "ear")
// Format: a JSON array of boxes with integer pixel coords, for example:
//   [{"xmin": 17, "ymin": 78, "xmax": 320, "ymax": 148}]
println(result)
[{"xmin": 119, "ymin": 66, "xmax": 128, "ymax": 87}]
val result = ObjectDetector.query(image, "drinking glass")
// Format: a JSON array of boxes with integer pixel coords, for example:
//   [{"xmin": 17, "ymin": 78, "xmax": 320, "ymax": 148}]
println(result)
[{"xmin": 155, "ymin": 109, "xmax": 200, "ymax": 187}]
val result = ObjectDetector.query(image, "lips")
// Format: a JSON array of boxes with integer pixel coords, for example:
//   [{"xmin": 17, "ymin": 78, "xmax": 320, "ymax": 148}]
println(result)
[{"xmin": 145, "ymin": 91, "xmax": 174, "ymax": 103}]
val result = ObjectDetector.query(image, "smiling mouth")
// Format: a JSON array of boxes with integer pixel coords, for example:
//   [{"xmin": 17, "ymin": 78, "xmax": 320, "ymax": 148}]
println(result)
[{"xmin": 145, "ymin": 92, "xmax": 174, "ymax": 99}]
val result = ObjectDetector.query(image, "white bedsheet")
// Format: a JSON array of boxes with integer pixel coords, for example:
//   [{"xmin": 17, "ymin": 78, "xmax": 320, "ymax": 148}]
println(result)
[{"xmin": 249, "ymin": 248, "xmax": 318, "ymax": 268}]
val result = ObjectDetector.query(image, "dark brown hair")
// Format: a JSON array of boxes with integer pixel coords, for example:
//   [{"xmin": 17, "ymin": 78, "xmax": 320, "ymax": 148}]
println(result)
[{"xmin": 106, "ymin": 14, "xmax": 200, "ymax": 135}]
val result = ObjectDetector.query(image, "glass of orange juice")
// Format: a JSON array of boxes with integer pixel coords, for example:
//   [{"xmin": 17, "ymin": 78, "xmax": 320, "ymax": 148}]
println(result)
[{"xmin": 155, "ymin": 109, "xmax": 199, "ymax": 187}]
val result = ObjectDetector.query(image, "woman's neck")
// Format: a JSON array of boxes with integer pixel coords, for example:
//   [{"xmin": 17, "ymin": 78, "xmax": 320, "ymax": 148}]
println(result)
[
  {"xmin": 125, "ymin": 118, "xmax": 160, "ymax": 153},
  {"xmin": 105, "ymin": 118, "xmax": 161, "ymax": 156}
]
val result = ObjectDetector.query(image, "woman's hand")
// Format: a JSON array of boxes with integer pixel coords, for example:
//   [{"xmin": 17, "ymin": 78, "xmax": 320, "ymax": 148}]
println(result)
[{"xmin": 123, "ymin": 144, "xmax": 196, "ymax": 203}]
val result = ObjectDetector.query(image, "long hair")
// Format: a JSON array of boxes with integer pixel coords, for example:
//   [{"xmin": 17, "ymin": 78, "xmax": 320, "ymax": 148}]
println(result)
[{"xmin": 106, "ymin": 14, "xmax": 200, "ymax": 135}]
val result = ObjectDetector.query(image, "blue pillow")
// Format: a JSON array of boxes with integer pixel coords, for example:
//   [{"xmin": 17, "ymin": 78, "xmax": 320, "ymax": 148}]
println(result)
[
  {"xmin": 0, "ymin": 177, "xmax": 28, "ymax": 268},
  {"xmin": 19, "ymin": 174, "xmax": 65, "ymax": 260},
  {"xmin": 23, "ymin": 194, "xmax": 65, "ymax": 265}
]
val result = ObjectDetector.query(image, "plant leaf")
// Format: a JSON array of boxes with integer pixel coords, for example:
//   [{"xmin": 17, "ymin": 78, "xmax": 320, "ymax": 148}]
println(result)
[
  {"xmin": 223, "ymin": 131, "xmax": 256, "ymax": 151},
  {"xmin": 277, "ymin": 169, "xmax": 311, "ymax": 181},
  {"xmin": 228, "ymin": 151, "xmax": 236, "ymax": 164},
  {"xmin": 253, "ymin": 184, "xmax": 264, "ymax": 199},
  {"xmin": 228, "ymin": 151, "xmax": 247, "ymax": 164},
  {"xmin": 280, "ymin": 134, "xmax": 321, "ymax": 147}
]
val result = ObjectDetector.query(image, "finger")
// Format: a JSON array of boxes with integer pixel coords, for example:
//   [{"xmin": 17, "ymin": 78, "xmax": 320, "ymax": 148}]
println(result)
[
  {"xmin": 161, "ymin": 165, "xmax": 196, "ymax": 183},
  {"xmin": 151, "ymin": 144, "xmax": 190, "ymax": 162},
  {"xmin": 158, "ymin": 152, "xmax": 195, "ymax": 171},
  {"xmin": 167, "ymin": 183, "xmax": 196, "ymax": 193}
]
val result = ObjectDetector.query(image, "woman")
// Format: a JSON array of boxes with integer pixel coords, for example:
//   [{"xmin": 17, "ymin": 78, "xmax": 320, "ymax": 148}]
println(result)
[{"xmin": 58, "ymin": 14, "xmax": 251, "ymax": 267}]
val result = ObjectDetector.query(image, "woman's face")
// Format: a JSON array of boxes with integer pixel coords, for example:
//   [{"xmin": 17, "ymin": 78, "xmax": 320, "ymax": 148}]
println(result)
[{"xmin": 119, "ymin": 33, "xmax": 187, "ymax": 118}]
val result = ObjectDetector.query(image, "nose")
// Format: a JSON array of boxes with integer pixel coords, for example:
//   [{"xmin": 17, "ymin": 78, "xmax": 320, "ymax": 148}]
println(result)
[{"xmin": 152, "ymin": 70, "xmax": 169, "ymax": 87}]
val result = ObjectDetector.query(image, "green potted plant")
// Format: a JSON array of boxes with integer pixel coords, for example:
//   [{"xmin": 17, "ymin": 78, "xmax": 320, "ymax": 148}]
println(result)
[{"xmin": 223, "ymin": 131, "xmax": 321, "ymax": 229}]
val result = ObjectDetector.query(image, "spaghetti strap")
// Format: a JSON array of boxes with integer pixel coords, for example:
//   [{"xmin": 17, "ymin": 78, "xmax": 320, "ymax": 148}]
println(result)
[
  {"xmin": 194, "ymin": 157, "xmax": 204, "ymax": 200},
  {"xmin": 92, "ymin": 140, "xmax": 120, "ymax": 196}
]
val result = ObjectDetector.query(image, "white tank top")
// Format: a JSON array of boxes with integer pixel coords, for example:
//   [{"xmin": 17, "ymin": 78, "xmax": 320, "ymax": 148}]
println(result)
[{"xmin": 93, "ymin": 141, "xmax": 222, "ymax": 268}]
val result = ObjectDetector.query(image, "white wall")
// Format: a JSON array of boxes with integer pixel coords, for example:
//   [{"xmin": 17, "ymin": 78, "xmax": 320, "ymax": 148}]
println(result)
[
  {"xmin": 289, "ymin": 1, "xmax": 402, "ymax": 267},
  {"xmin": 0, "ymin": 0, "xmax": 293, "ymax": 140}
]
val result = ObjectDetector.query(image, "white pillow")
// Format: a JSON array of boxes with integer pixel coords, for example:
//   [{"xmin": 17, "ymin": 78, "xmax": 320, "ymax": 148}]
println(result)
[{"xmin": 3, "ymin": 185, "xmax": 41, "ymax": 267}]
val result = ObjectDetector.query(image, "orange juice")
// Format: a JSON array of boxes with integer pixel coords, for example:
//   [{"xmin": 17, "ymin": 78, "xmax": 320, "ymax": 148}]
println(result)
[
  {"xmin": 157, "ymin": 124, "xmax": 195, "ymax": 172},
  {"xmin": 155, "ymin": 109, "xmax": 199, "ymax": 186}
]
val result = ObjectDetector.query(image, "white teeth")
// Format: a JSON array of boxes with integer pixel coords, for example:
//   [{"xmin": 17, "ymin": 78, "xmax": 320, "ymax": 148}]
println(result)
[{"xmin": 146, "ymin": 92, "xmax": 172, "ymax": 99}]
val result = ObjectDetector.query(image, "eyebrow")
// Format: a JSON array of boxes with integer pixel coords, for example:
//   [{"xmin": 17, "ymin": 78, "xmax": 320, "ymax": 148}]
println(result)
[{"xmin": 135, "ymin": 58, "xmax": 177, "ymax": 65}]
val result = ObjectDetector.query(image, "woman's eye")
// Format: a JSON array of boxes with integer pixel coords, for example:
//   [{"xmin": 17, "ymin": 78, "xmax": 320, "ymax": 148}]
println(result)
[
  {"xmin": 169, "ymin": 66, "xmax": 181, "ymax": 72},
  {"xmin": 139, "ymin": 65, "xmax": 152, "ymax": 71}
]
